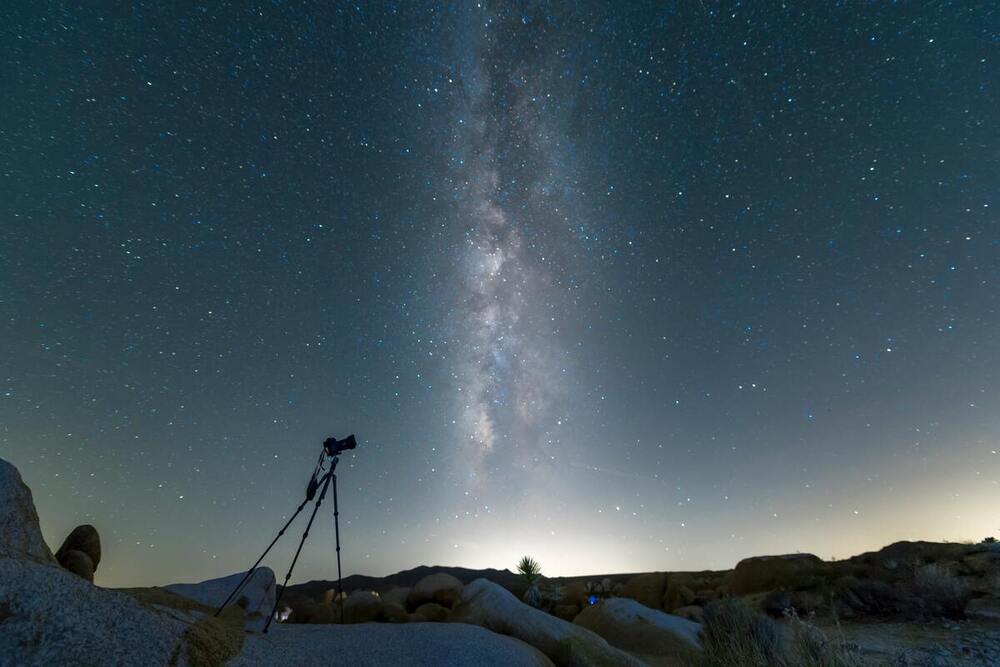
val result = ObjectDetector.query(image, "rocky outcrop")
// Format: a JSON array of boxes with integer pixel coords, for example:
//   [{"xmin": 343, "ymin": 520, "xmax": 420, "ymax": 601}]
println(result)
[
  {"xmin": 620, "ymin": 572, "xmax": 666, "ymax": 610},
  {"xmin": 730, "ymin": 553, "xmax": 824, "ymax": 595},
  {"xmin": 166, "ymin": 567, "xmax": 276, "ymax": 621},
  {"xmin": 231, "ymin": 621, "xmax": 555, "ymax": 666},
  {"xmin": 342, "ymin": 589, "xmax": 384, "ymax": 623},
  {"xmin": 0, "ymin": 459, "xmax": 198, "ymax": 665},
  {"xmin": 0, "ymin": 458, "xmax": 55, "ymax": 563},
  {"xmin": 574, "ymin": 597, "xmax": 702, "ymax": 661},
  {"xmin": 450, "ymin": 578, "xmax": 646, "ymax": 667},
  {"xmin": 408, "ymin": 572, "xmax": 464, "ymax": 609},
  {"xmin": 0, "ymin": 557, "xmax": 194, "ymax": 666}
]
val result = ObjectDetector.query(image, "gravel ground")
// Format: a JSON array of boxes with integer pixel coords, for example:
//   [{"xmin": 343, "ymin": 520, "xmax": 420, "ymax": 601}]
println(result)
[
  {"xmin": 228, "ymin": 622, "xmax": 555, "ymax": 666},
  {"xmin": 818, "ymin": 618, "xmax": 1000, "ymax": 666}
]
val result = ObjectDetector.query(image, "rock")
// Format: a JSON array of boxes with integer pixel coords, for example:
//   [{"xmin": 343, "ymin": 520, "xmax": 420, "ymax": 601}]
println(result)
[
  {"xmin": 0, "ymin": 556, "xmax": 192, "ymax": 665},
  {"xmin": 56, "ymin": 524, "xmax": 101, "ymax": 571},
  {"xmin": 381, "ymin": 586, "xmax": 411, "ymax": 609},
  {"xmin": 561, "ymin": 581, "xmax": 589, "ymax": 607},
  {"xmin": 554, "ymin": 604, "xmax": 580, "ymax": 621},
  {"xmin": 57, "ymin": 549, "xmax": 95, "ymax": 583},
  {"xmin": 231, "ymin": 621, "xmax": 555, "ymax": 666},
  {"xmin": 450, "ymin": 578, "xmax": 645, "ymax": 667},
  {"xmin": 342, "ymin": 590, "xmax": 384, "ymax": 623},
  {"xmin": 620, "ymin": 572, "xmax": 666, "ymax": 610},
  {"xmin": 289, "ymin": 598, "xmax": 339, "ymax": 624},
  {"xmin": 0, "ymin": 458, "xmax": 55, "ymax": 563},
  {"xmin": 834, "ymin": 576, "xmax": 904, "ymax": 617},
  {"xmin": 407, "ymin": 572, "xmax": 464, "ymax": 610},
  {"xmin": 166, "ymin": 566, "xmax": 276, "ymax": 621},
  {"xmin": 730, "ymin": 553, "xmax": 825, "ymax": 595},
  {"xmin": 574, "ymin": 597, "xmax": 702, "ymax": 661},
  {"xmin": 966, "ymin": 598, "xmax": 1000, "ymax": 621},
  {"xmin": 413, "ymin": 602, "xmax": 451, "ymax": 622},
  {"xmin": 382, "ymin": 603, "xmax": 410, "ymax": 623},
  {"xmin": 671, "ymin": 605, "xmax": 704, "ymax": 623},
  {"xmin": 321, "ymin": 588, "xmax": 346, "ymax": 605},
  {"xmin": 663, "ymin": 582, "xmax": 695, "ymax": 611}
]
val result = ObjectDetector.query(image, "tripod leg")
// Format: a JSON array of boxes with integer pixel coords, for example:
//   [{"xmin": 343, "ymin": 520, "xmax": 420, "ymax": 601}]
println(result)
[
  {"xmin": 263, "ymin": 470, "xmax": 333, "ymax": 633},
  {"xmin": 333, "ymin": 472, "xmax": 344, "ymax": 624},
  {"xmin": 214, "ymin": 494, "xmax": 312, "ymax": 617}
]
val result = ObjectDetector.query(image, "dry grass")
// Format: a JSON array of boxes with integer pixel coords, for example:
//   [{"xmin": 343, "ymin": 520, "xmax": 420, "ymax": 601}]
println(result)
[
  {"xmin": 695, "ymin": 598, "xmax": 865, "ymax": 667},
  {"xmin": 120, "ymin": 586, "xmax": 246, "ymax": 667},
  {"xmin": 913, "ymin": 563, "xmax": 970, "ymax": 617}
]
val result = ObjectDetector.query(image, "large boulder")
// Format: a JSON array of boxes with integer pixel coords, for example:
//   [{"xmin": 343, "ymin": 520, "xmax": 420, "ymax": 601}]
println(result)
[
  {"xmin": 408, "ymin": 572, "xmax": 464, "ymax": 609},
  {"xmin": 231, "ymin": 621, "xmax": 555, "ymax": 666},
  {"xmin": 381, "ymin": 586, "xmax": 411, "ymax": 609},
  {"xmin": 166, "ymin": 567, "xmax": 276, "ymax": 621},
  {"xmin": 0, "ymin": 458, "xmax": 55, "ymax": 563},
  {"xmin": 620, "ymin": 572, "xmax": 666, "ymax": 610},
  {"xmin": 662, "ymin": 581, "xmax": 695, "ymax": 612},
  {"xmin": 574, "ymin": 597, "xmax": 702, "ymax": 661},
  {"xmin": 413, "ymin": 601, "xmax": 451, "ymax": 622},
  {"xmin": 450, "ymin": 578, "xmax": 646, "ymax": 667},
  {"xmin": 0, "ymin": 556, "xmax": 194, "ymax": 665},
  {"xmin": 55, "ymin": 524, "xmax": 101, "ymax": 582},
  {"xmin": 730, "ymin": 553, "xmax": 825, "ymax": 595},
  {"xmin": 57, "ymin": 549, "xmax": 95, "ymax": 583},
  {"xmin": 342, "ymin": 590, "xmax": 384, "ymax": 623},
  {"xmin": 56, "ymin": 524, "xmax": 101, "ymax": 570}
]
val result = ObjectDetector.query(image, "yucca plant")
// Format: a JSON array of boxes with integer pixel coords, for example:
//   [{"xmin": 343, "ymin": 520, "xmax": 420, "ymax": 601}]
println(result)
[{"xmin": 517, "ymin": 556, "xmax": 542, "ymax": 587}]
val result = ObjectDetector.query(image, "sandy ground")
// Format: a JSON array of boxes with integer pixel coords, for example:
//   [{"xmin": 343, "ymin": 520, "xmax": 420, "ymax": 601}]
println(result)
[{"xmin": 227, "ymin": 622, "xmax": 553, "ymax": 666}]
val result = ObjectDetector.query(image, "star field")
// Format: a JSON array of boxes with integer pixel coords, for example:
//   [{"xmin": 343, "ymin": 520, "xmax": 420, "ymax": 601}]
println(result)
[{"xmin": 1, "ymin": 2, "xmax": 997, "ymax": 586}]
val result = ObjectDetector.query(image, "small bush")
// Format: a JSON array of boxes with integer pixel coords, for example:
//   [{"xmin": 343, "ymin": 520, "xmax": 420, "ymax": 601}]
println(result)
[
  {"xmin": 783, "ymin": 611, "xmax": 864, "ymax": 667},
  {"xmin": 701, "ymin": 598, "xmax": 782, "ymax": 666},
  {"xmin": 699, "ymin": 598, "xmax": 864, "ymax": 667},
  {"xmin": 913, "ymin": 563, "xmax": 970, "ymax": 618}
]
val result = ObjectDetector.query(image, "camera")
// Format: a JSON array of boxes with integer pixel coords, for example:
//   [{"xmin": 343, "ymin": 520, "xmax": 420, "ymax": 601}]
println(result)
[{"xmin": 324, "ymin": 434, "xmax": 358, "ymax": 456}]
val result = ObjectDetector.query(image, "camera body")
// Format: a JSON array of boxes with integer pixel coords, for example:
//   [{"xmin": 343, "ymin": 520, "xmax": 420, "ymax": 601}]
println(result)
[{"xmin": 324, "ymin": 434, "xmax": 358, "ymax": 457}]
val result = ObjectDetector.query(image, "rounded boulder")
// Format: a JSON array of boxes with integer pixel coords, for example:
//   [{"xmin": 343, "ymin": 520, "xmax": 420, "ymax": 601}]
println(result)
[{"xmin": 407, "ymin": 572, "xmax": 464, "ymax": 609}]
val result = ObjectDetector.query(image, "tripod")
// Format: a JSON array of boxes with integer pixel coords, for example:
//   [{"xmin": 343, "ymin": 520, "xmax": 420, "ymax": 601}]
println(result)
[{"xmin": 215, "ymin": 440, "xmax": 351, "ymax": 632}]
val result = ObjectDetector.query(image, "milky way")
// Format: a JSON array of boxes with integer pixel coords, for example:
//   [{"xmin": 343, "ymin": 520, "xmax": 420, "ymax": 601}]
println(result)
[{"xmin": 2, "ymin": 2, "xmax": 997, "ymax": 585}]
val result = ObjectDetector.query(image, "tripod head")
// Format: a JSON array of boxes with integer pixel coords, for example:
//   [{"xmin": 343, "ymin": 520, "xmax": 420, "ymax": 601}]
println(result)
[{"xmin": 323, "ymin": 434, "xmax": 357, "ymax": 457}]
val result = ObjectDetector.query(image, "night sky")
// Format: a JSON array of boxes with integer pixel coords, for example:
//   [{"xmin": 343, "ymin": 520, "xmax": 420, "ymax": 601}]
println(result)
[{"xmin": 2, "ymin": 2, "xmax": 997, "ymax": 588}]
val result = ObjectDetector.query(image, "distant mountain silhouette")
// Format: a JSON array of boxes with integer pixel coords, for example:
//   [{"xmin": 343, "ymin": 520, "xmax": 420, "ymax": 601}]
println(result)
[{"xmin": 283, "ymin": 565, "xmax": 527, "ymax": 602}]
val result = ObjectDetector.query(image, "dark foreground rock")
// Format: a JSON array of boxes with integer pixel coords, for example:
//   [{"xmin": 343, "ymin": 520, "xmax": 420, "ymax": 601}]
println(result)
[
  {"xmin": 56, "ymin": 524, "xmax": 102, "ymax": 582},
  {"xmin": 0, "ymin": 556, "xmax": 192, "ymax": 666},
  {"xmin": 0, "ymin": 459, "xmax": 55, "ymax": 563},
  {"xmin": 231, "ymin": 622, "xmax": 554, "ymax": 666}
]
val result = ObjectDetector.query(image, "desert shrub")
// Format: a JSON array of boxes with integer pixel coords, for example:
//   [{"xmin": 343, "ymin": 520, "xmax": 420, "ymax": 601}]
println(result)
[
  {"xmin": 913, "ymin": 563, "xmax": 970, "ymax": 618},
  {"xmin": 699, "ymin": 598, "xmax": 865, "ymax": 667},
  {"xmin": 701, "ymin": 598, "xmax": 782, "ymax": 666},
  {"xmin": 783, "ymin": 611, "xmax": 864, "ymax": 667}
]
